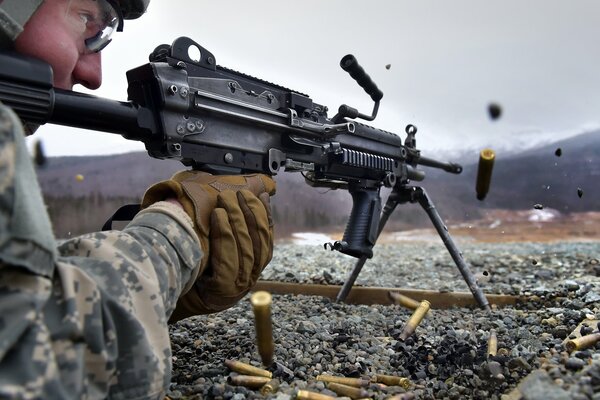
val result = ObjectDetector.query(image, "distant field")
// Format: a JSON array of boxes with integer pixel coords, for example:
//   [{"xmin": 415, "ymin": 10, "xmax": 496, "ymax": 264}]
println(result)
[
  {"xmin": 380, "ymin": 210, "xmax": 600, "ymax": 243},
  {"xmin": 279, "ymin": 210, "xmax": 600, "ymax": 245}
]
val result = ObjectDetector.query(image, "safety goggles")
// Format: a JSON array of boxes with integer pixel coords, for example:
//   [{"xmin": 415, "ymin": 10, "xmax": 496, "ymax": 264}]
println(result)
[{"xmin": 65, "ymin": 0, "xmax": 124, "ymax": 53}]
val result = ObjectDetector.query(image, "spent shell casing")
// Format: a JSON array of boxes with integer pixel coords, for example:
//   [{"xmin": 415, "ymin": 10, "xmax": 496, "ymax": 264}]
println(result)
[
  {"xmin": 487, "ymin": 329, "xmax": 498, "ymax": 357},
  {"xmin": 373, "ymin": 374, "xmax": 410, "ymax": 389},
  {"xmin": 388, "ymin": 292, "xmax": 420, "ymax": 310},
  {"xmin": 260, "ymin": 378, "xmax": 280, "ymax": 395},
  {"xmin": 565, "ymin": 332, "xmax": 600, "ymax": 352},
  {"xmin": 296, "ymin": 390, "xmax": 337, "ymax": 400},
  {"xmin": 316, "ymin": 375, "xmax": 370, "ymax": 387},
  {"xmin": 224, "ymin": 359, "xmax": 272, "ymax": 378},
  {"xmin": 327, "ymin": 382, "xmax": 369, "ymax": 399},
  {"xmin": 228, "ymin": 374, "xmax": 271, "ymax": 389},
  {"xmin": 475, "ymin": 148, "xmax": 495, "ymax": 201},
  {"xmin": 399, "ymin": 300, "xmax": 431, "ymax": 341},
  {"xmin": 250, "ymin": 291, "xmax": 274, "ymax": 367}
]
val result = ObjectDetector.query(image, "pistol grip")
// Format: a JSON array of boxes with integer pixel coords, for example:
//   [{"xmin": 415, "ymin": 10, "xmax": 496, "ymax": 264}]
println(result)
[{"xmin": 338, "ymin": 186, "xmax": 381, "ymax": 258}]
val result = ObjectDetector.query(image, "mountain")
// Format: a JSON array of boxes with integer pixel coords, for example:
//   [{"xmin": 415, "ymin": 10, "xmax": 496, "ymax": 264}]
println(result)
[
  {"xmin": 35, "ymin": 130, "xmax": 600, "ymax": 236},
  {"xmin": 421, "ymin": 130, "xmax": 600, "ymax": 220}
]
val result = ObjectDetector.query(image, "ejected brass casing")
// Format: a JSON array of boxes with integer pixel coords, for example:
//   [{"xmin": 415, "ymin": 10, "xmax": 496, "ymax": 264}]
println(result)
[
  {"xmin": 487, "ymin": 329, "xmax": 498, "ymax": 357},
  {"xmin": 228, "ymin": 374, "xmax": 271, "ymax": 389},
  {"xmin": 296, "ymin": 390, "xmax": 337, "ymax": 400},
  {"xmin": 327, "ymin": 382, "xmax": 369, "ymax": 399},
  {"xmin": 373, "ymin": 374, "xmax": 410, "ymax": 389},
  {"xmin": 259, "ymin": 378, "xmax": 280, "ymax": 395},
  {"xmin": 565, "ymin": 332, "xmax": 600, "ymax": 352},
  {"xmin": 399, "ymin": 300, "xmax": 431, "ymax": 341},
  {"xmin": 476, "ymin": 149, "xmax": 495, "ymax": 201},
  {"xmin": 224, "ymin": 359, "xmax": 272, "ymax": 378},
  {"xmin": 388, "ymin": 292, "xmax": 420, "ymax": 310},
  {"xmin": 250, "ymin": 291, "xmax": 274, "ymax": 367},
  {"xmin": 316, "ymin": 375, "xmax": 371, "ymax": 387}
]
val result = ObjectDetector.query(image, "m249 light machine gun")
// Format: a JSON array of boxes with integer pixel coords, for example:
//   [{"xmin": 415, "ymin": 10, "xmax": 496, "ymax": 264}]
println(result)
[{"xmin": 0, "ymin": 37, "xmax": 490, "ymax": 311}]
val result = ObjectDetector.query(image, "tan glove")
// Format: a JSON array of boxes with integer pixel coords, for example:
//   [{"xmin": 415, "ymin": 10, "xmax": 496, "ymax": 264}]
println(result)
[{"xmin": 141, "ymin": 172, "xmax": 276, "ymax": 320}]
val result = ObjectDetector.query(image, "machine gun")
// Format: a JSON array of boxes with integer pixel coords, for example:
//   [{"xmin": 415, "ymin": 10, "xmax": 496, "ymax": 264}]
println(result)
[{"xmin": 0, "ymin": 37, "xmax": 490, "ymax": 311}]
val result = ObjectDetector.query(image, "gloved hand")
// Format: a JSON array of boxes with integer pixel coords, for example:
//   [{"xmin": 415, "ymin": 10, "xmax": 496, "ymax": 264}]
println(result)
[{"xmin": 141, "ymin": 172, "xmax": 276, "ymax": 320}]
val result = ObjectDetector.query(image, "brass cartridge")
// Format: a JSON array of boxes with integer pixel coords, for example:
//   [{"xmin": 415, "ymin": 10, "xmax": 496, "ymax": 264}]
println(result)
[
  {"xmin": 228, "ymin": 374, "xmax": 271, "ymax": 389},
  {"xmin": 373, "ymin": 374, "xmax": 410, "ymax": 389},
  {"xmin": 250, "ymin": 291, "xmax": 274, "ymax": 367},
  {"xmin": 399, "ymin": 300, "xmax": 430, "ymax": 341},
  {"xmin": 259, "ymin": 378, "xmax": 280, "ymax": 395},
  {"xmin": 487, "ymin": 329, "xmax": 498, "ymax": 357},
  {"xmin": 388, "ymin": 292, "xmax": 420, "ymax": 310},
  {"xmin": 327, "ymin": 382, "xmax": 369, "ymax": 399},
  {"xmin": 475, "ymin": 149, "xmax": 495, "ymax": 201},
  {"xmin": 565, "ymin": 332, "xmax": 600, "ymax": 352},
  {"xmin": 224, "ymin": 359, "xmax": 272, "ymax": 378},
  {"xmin": 316, "ymin": 374, "xmax": 370, "ymax": 387},
  {"xmin": 296, "ymin": 390, "xmax": 337, "ymax": 400}
]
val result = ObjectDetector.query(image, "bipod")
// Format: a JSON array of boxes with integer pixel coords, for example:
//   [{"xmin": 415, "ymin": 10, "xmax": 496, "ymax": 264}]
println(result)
[{"xmin": 336, "ymin": 185, "xmax": 491, "ymax": 312}]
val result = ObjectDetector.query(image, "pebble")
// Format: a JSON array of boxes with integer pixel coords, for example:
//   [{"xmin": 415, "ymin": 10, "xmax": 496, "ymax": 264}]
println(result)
[
  {"xmin": 565, "ymin": 357, "xmax": 587, "ymax": 371},
  {"xmin": 168, "ymin": 241, "xmax": 600, "ymax": 400}
]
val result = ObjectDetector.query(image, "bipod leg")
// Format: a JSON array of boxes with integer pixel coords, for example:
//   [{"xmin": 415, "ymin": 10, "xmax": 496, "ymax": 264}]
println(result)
[
  {"xmin": 413, "ymin": 186, "xmax": 492, "ymax": 312},
  {"xmin": 335, "ymin": 188, "xmax": 405, "ymax": 302}
]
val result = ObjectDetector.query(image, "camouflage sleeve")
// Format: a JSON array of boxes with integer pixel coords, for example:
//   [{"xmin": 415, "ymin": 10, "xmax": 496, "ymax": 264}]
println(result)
[
  {"xmin": 51, "ymin": 203, "xmax": 203, "ymax": 399},
  {"xmin": 0, "ymin": 102, "xmax": 204, "ymax": 399}
]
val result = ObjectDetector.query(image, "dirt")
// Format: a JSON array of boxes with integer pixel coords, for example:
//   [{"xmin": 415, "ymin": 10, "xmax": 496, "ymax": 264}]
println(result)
[{"xmin": 370, "ymin": 210, "xmax": 600, "ymax": 244}]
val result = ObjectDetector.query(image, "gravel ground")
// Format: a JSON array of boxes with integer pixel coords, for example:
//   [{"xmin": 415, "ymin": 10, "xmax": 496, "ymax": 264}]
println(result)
[{"xmin": 168, "ymin": 240, "xmax": 600, "ymax": 400}]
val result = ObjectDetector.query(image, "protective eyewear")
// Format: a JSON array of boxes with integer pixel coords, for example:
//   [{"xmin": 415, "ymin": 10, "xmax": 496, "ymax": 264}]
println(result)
[{"xmin": 65, "ymin": 0, "xmax": 123, "ymax": 53}]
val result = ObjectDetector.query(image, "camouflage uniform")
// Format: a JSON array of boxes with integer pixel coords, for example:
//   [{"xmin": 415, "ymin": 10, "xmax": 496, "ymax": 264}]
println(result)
[{"xmin": 0, "ymin": 103, "xmax": 203, "ymax": 399}]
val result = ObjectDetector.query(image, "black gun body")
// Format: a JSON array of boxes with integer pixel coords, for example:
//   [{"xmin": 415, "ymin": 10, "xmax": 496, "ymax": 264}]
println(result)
[{"xmin": 127, "ymin": 60, "xmax": 408, "ymax": 191}]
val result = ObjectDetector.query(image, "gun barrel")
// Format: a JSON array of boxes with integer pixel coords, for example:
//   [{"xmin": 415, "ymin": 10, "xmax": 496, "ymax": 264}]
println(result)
[
  {"xmin": 418, "ymin": 156, "xmax": 463, "ymax": 174},
  {"xmin": 53, "ymin": 90, "xmax": 152, "ymax": 140}
]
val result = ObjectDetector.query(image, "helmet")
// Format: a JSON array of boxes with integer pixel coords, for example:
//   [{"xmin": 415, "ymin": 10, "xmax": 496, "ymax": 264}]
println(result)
[
  {"xmin": 115, "ymin": 0, "xmax": 150, "ymax": 20},
  {"xmin": 0, "ymin": 0, "xmax": 150, "ymax": 49}
]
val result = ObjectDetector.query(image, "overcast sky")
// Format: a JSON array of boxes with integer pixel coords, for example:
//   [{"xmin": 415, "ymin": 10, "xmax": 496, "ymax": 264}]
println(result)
[{"xmin": 26, "ymin": 0, "xmax": 600, "ymax": 159}]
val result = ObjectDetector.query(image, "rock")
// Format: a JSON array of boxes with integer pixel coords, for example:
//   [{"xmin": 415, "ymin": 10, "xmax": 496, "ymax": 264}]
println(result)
[
  {"xmin": 563, "ymin": 281, "xmax": 580, "ymax": 291},
  {"xmin": 508, "ymin": 357, "xmax": 532, "ymax": 372},
  {"xmin": 296, "ymin": 321, "xmax": 317, "ymax": 334},
  {"xmin": 484, "ymin": 361, "xmax": 504, "ymax": 379},
  {"xmin": 565, "ymin": 357, "xmax": 586, "ymax": 371},
  {"xmin": 517, "ymin": 370, "xmax": 571, "ymax": 400},
  {"xmin": 535, "ymin": 269, "xmax": 555, "ymax": 280},
  {"xmin": 552, "ymin": 326, "xmax": 570, "ymax": 339},
  {"xmin": 583, "ymin": 291, "xmax": 600, "ymax": 304}
]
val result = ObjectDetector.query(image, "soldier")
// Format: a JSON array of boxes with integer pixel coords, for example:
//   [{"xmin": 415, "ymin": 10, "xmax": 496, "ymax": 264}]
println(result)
[{"xmin": 0, "ymin": 0, "xmax": 276, "ymax": 398}]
